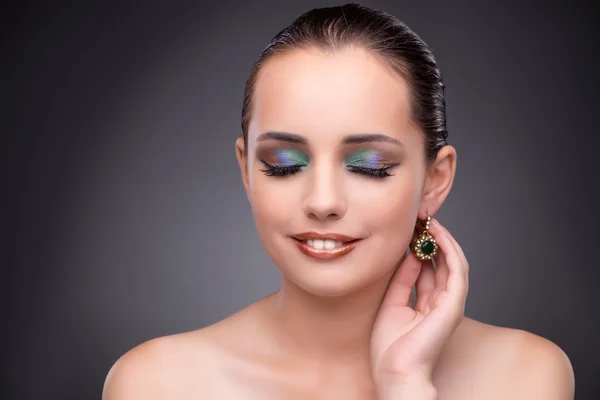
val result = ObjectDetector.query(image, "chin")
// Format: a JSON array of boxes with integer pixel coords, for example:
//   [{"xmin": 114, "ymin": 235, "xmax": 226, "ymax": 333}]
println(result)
[
  {"xmin": 280, "ymin": 261, "xmax": 378, "ymax": 297},
  {"xmin": 291, "ymin": 276, "xmax": 366, "ymax": 297}
]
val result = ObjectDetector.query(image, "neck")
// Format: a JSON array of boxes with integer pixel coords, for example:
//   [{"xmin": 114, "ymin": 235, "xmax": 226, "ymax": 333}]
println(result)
[{"xmin": 265, "ymin": 266, "xmax": 399, "ymax": 366}]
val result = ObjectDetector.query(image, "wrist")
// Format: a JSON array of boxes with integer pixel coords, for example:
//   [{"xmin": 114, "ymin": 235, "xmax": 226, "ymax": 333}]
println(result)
[{"xmin": 376, "ymin": 374, "xmax": 438, "ymax": 400}]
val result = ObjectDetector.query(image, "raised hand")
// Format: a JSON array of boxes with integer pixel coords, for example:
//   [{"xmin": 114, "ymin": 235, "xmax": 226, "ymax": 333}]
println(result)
[{"xmin": 370, "ymin": 217, "xmax": 470, "ymax": 399}]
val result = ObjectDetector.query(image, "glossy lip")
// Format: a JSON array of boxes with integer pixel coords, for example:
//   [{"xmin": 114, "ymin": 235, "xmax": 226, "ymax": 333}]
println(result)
[
  {"xmin": 290, "ymin": 232, "xmax": 362, "ymax": 260},
  {"xmin": 292, "ymin": 232, "xmax": 359, "ymax": 242}
]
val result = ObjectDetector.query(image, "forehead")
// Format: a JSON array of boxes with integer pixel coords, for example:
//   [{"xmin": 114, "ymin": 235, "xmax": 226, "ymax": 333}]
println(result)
[{"xmin": 249, "ymin": 46, "xmax": 417, "ymax": 144}]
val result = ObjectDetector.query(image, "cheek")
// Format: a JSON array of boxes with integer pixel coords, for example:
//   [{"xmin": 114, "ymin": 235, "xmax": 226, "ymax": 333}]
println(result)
[
  {"xmin": 248, "ymin": 172, "xmax": 297, "ymax": 233},
  {"xmin": 348, "ymin": 169, "xmax": 422, "ymax": 240}
]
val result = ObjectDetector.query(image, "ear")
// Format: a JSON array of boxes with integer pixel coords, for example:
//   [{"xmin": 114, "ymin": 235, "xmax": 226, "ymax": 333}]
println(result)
[
  {"xmin": 418, "ymin": 145, "xmax": 457, "ymax": 220},
  {"xmin": 235, "ymin": 137, "xmax": 250, "ymax": 195}
]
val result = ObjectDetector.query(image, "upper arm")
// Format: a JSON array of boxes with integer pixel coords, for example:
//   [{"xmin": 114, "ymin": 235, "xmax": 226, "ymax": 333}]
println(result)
[{"xmin": 512, "ymin": 333, "xmax": 575, "ymax": 400}]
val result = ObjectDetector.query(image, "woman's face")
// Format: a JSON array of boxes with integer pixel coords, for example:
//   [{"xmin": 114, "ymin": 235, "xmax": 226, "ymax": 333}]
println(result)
[{"xmin": 237, "ymin": 47, "xmax": 430, "ymax": 296}]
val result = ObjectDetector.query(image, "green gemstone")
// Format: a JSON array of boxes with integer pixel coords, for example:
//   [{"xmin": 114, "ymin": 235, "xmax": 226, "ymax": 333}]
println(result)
[{"xmin": 421, "ymin": 240, "xmax": 434, "ymax": 255}]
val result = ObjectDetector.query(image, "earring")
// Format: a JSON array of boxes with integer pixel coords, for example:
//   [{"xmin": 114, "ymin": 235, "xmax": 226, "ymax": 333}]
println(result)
[{"xmin": 411, "ymin": 213, "xmax": 438, "ymax": 261}]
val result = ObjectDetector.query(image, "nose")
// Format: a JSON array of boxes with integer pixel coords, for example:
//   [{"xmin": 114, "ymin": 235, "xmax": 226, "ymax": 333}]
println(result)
[{"xmin": 302, "ymin": 161, "xmax": 347, "ymax": 221}]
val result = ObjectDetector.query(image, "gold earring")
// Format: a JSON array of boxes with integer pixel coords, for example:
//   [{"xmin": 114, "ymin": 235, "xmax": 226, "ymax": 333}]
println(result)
[{"xmin": 411, "ymin": 213, "xmax": 438, "ymax": 261}]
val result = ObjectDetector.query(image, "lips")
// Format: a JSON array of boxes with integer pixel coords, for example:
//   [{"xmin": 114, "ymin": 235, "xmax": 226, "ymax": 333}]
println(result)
[
  {"xmin": 292, "ymin": 232, "xmax": 358, "ymax": 242},
  {"xmin": 291, "ymin": 232, "xmax": 362, "ymax": 260}
]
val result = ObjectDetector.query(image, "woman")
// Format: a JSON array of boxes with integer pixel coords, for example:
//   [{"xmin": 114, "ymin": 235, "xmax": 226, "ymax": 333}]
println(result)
[{"xmin": 102, "ymin": 3, "xmax": 574, "ymax": 399}]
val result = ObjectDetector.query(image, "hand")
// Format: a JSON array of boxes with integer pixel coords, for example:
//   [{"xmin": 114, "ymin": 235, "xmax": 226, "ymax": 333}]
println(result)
[{"xmin": 370, "ymin": 218, "xmax": 469, "ymax": 397}]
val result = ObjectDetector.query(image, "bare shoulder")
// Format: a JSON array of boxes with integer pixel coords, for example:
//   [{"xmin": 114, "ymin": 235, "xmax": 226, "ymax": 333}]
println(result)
[
  {"xmin": 101, "ymin": 300, "xmax": 270, "ymax": 400},
  {"xmin": 496, "ymin": 321, "xmax": 574, "ymax": 399},
  {"xmin": 101, "ymin": 327, "xmax": 229, "ymax": 400},
  {"xmin": 436, "ymin": 317, "xmax": 575, "ymax": 399}
]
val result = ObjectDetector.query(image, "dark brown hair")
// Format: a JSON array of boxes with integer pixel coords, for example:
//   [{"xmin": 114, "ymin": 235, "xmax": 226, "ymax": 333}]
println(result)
[{"xmin": 241, "ymin": 3, "xmax": 449, "ymax": 161}]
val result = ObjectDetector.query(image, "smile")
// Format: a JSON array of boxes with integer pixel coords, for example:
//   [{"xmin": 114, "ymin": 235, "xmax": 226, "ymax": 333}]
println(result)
[{"xmin": 291, "ymin": 232, "xmax": 362, "ymax": 260}]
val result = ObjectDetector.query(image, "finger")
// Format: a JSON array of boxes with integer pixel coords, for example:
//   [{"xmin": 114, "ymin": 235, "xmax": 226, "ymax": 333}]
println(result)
[
  {"xmin": 427, "ymin": 218, "xmax": 468, "ymax": 302},
  {"xmin": 431, "ymin": 218, "xmax": 469, "ymax": 279},
  {"xmin": 380, "ymin": 251, "xmax": 422, "ymax": 308},
  {"xmin": 416, "ymin": 258, "xmax": 435, "ymax": 296},
  {"xmin": 434, "ymin": 248, "xmax": 449, "ymax": 291}
]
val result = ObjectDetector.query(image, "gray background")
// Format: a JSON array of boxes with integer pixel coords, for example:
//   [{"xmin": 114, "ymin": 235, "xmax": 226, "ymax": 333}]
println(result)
[{"xmin": 4, "ymin": 0, "xmax": 599, "ymax": 398}]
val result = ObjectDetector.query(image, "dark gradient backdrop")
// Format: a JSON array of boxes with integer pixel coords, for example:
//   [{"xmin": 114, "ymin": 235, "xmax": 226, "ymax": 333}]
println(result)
[{"xmin": 4, "ymin": 0, "xmax": 599, "ymax": 399}]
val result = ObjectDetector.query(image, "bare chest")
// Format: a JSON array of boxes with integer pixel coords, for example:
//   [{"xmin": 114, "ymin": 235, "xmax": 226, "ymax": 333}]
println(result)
[
  {"xmin": 190, "ymin": 372, "xmax": 498, "ymax": 400},
  {"xmin": 196, "ymin": 361, "xmax": 378, "ymax": 400},
  {"xmin": 185, "ymin": 360, "xmax": 501, "ymax": 400}
]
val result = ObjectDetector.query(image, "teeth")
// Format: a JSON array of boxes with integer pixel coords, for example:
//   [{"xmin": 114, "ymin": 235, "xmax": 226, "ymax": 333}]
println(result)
[
  {"xmin": 305, "ymin": 239, "xmax": 344, "ymax": 250},
  {"xmin": 324, "ymin": 240, "xmax": 337, "ymax": 250}
]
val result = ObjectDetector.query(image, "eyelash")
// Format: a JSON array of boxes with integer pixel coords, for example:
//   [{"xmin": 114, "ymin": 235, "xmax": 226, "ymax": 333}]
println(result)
[
  {"xmin": 346, "ymin": 165, "xmax": 396, "ymax": 178},
  {"xmin": 259, "ymin": 160, "xmax": 398, "ymax": 178},
  {"xmin": 260, "ymin": 161, "xmax": 304, "ymax": 176}
]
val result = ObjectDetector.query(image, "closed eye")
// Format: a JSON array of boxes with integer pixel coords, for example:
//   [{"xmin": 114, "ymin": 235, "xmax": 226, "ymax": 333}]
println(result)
[
  {"xmin": 259, "ymin": 160, "xmax": 304, "ymax": 176},
  {"xmin": 346, "ymin": 164, "xmax": 399, "ymax": 178}
]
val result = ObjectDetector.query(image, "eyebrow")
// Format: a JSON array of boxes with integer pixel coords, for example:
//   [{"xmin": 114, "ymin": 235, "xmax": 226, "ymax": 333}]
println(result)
[
  {"xmin": 257, "ymin": 131, "xmax": 307, "ymax": 144},
  {"xmin": 342, "ymin": 133, "xmax": 404, "ymax": 146},
  {"xmin": 256, "ymin": 131, "xmax": 404, "ymax": 146}
]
